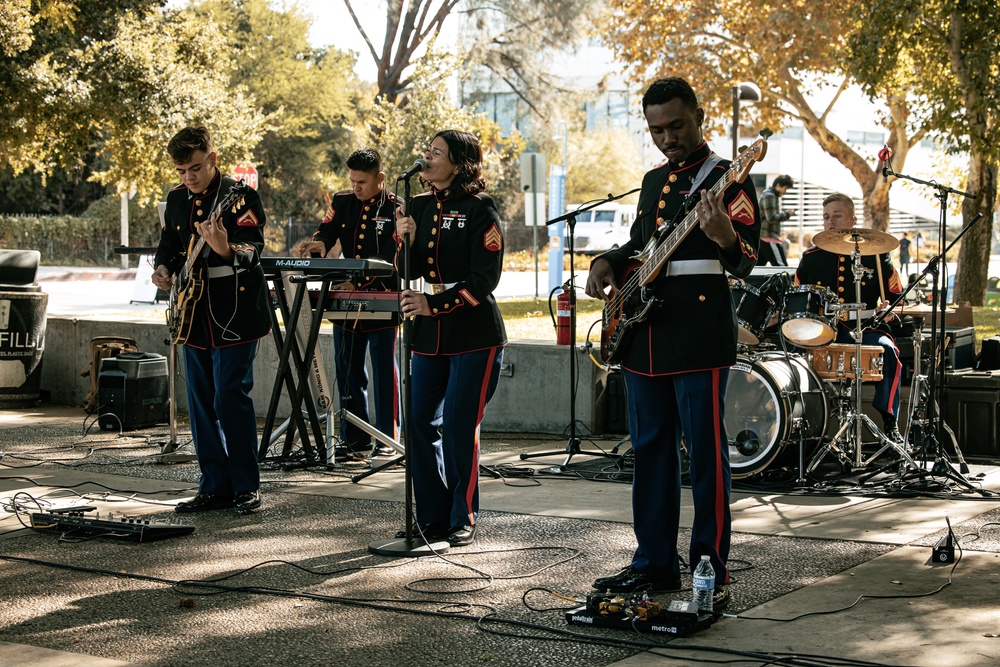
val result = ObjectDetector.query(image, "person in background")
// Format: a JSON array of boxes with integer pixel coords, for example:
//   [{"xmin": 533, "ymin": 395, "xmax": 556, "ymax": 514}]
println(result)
[
  {"xmin": 585, "ymin": 77, "xmax": 760, "ymax": 610},
  {"xmin": 756, "ymin": 174, "xmax": 795, "ymax": 266},
  {"xmin": 795, "ymin": 193, "xmax": 904, "ymax": 442},
  {"xmin": 152, "ymin": 126, "xmax": 270, "ymax": 515},
  {"xmin": 394, "ymin": 130, "xmax": 506, "ymax": 547},
  {"xmin": 297, "ymin": 148, "xmax": 401, "ymax": 462},
  {"xmin": 898, "ymin": 231, "xmax": 911, "ymax": 278}
]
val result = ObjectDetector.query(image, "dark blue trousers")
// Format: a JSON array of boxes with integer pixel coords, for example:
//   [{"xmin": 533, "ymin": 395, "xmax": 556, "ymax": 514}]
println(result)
[
  {"xmin": 623, "ymin": 367, "xmax": 731, "ymax": 585},
  {"xmin": 333, "ymin": 326, "xmax": 400, "ymax": 445},
  {"xmin": 183, "ymin": 341, "xmax": 260, "ymax": 496},
  {"xmin": 409, "ymin": 347, "xmax": 502, "ymax": 528},
  {"xmin": 835, "ymin": 323, "xmax": 902, "ymax": 419}
]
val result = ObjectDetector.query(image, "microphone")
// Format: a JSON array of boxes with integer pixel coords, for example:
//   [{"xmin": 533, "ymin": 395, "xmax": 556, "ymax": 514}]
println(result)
[
  {"xmin": 878, "ymin": 146, "xmax": 892, "ymax": 183},
  {"xmin": 398, "ymin": 158, "xmax": 427, "ymax": 180}
]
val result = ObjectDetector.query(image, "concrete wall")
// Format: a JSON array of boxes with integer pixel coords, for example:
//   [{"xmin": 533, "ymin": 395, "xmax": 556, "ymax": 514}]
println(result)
[{"xmin": 40, "ymin": 316, "xmax": 613, "ymax": 436}]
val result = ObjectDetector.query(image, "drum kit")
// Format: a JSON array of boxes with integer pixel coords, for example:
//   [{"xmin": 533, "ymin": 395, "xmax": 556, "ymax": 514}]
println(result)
[{"xmin": 726, "ymin": 227, "xmax": 927, "ymax": 481}]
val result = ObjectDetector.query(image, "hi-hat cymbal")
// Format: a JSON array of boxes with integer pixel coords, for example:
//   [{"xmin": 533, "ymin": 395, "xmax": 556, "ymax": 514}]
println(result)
[
  {"xmin": 812, "ymin": 227, "xmax": 899, "ymax": 255},
  {"xmin": 899, "ymin": 303, "xmax": 955, "ymax": 315}
]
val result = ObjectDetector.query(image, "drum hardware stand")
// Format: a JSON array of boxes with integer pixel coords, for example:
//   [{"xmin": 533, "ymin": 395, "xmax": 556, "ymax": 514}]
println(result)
[
  {"xmin": 809, "ymin": 245, "xmax": 917, "ymax": 474},
  {"xmin": 878, "ymin": 158, "xmax": 983, "ymax": 483},
  {"xmin": 520, "ymin": 190, "xmax": 638, "ymax": 472}
]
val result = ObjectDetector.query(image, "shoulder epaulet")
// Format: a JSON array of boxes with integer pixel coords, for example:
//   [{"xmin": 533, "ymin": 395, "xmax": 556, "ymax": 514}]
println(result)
[
  {"xmin": 170, "ymin": 183, "xmax": 186, "ymax": 192},
  {"xmin": 332, "ymin": 189, "xmax": 354, "ymax": 198},
  {"xmin": 802, "ymin": 245, "xmax": 822, "ymax": 255}
]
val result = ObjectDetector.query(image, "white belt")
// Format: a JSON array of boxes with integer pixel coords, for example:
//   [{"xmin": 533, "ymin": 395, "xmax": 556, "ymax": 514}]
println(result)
[
  {"xmin": 207, "ymin": 266, "xmax": 246, "ymax": 279},
  {"xmin": 423, "ymin": 281, "xmax": 458, "ymax": 295},
  {"xmin": 664, "ymin": 259, "xmax": 723, "ymax": 276}
]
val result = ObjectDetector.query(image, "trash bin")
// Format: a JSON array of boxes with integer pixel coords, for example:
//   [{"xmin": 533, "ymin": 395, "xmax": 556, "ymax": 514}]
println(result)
[{"xmin": 0, "ymin": 250, "xmax": 46, "ymax": 406}]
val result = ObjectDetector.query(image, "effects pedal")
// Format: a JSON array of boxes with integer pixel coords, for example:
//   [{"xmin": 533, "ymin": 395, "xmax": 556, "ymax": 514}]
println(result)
[
  {"xmin": 30, "ymin": 507, "xmax": 195, "ymax": 542},
  {"xmin": 568, "ymin": 592, "xmax": 714, "ymax": 636}
]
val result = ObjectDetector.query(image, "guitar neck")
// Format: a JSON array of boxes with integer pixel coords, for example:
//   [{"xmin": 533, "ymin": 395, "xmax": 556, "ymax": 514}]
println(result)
[{"xmin": 636, "ymin": 169, "xmax": 734, "ymax": 283}]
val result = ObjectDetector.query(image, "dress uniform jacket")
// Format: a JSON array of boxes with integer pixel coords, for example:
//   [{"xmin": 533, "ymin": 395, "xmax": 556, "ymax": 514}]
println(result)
[
  {"xmin": 400, "ymin": 187, "xmax": 507, "ymax": 355},
  {"xmin": 154, "ymin": 172, "xmax": 271, "ymax": 349},
  {"xmin": 311, "ymin": 189, "xmax": 400, "ymax": 332},
  {"xmin": 598, "ymin": 143, "xmax": 760, "ymax": 375},
  {"xmin": 795, "ymin": 245, "xmax": 902, "ymax": 313}
]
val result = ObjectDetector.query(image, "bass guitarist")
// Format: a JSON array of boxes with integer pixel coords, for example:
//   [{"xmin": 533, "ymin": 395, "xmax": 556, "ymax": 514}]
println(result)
[
  {"xmin": 151, "ymin": 126, "xmax": 271, "ymax": 516},
  {"xmin": 584, "ymin": 78, "xmax": 760, "ymax": 609}
]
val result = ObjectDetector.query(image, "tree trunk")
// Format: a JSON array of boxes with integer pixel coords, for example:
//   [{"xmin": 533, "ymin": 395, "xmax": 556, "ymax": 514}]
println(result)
[
  {"xmin": 953, "ymin": 149, "xmax": 998, "ymax": 306},
  {"xmin": 861, "ymin": 177, "xmax": 891, "ymax": 232}
]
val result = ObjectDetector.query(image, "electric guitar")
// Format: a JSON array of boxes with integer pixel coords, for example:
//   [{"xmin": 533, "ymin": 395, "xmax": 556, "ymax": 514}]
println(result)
[
  {"xmin": 600, "ymin": 137, "xmax": 768, "ymax": 364},
  {"xmin": 167, "ymin": 181, "xmax": 249, "ymax": 344}
]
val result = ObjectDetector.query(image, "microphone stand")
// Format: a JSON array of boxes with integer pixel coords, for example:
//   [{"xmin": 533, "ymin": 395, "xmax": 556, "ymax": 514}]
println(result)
[
  {"xmin": 519, "ymin": 188, "xmax": 639, "ymax": 472},
  {"xmin": 369, "ymin": 172, "xmax": 449, "ymax": 556},
  {"xmin": 874, "ymin": 160, "xmax": 982, "ymax": 489}
]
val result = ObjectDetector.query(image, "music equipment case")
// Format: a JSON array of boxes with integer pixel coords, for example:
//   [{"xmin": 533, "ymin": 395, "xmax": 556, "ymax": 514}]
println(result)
[{"xmin": 98, "ymin": 352, "xmax": 169, "ymax": 431}]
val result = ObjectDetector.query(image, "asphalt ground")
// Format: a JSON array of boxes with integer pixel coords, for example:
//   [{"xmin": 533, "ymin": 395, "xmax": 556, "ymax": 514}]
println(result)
[{"xmin": 2, "ymin": 405, "xmax": 1000, "ymax": 667}]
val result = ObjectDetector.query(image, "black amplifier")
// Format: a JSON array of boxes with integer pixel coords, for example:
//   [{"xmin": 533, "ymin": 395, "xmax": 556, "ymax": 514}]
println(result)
[{"xmin": 98, "ymin": 352, "xmax": 169, "ymax": 431}]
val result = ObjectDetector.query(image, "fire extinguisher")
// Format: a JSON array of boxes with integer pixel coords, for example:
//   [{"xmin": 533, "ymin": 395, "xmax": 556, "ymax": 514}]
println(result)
[{"xmin": 556, "ymin": 285, "xmax": 573, "ymax": 345}]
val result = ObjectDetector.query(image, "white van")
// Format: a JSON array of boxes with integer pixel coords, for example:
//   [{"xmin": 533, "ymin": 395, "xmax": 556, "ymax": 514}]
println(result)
[{"xmin": 564, "ymin": 202, "xmax": 635, "ymax": 254}]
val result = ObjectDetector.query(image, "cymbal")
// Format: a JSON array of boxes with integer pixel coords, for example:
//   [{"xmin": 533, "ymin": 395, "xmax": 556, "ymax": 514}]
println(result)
[
  {"xmin": 812, "ymin": 228, "xmax": 899, "ymax": 255},
  {"xmin": 899, "ymin": 303, "xmax": 955, "ymax": 315}
]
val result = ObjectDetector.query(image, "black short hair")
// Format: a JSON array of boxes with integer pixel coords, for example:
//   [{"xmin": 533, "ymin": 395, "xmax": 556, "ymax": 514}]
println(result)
[
  {"xmin": 642, "ymin": 77, "xmax": 699, "ymax": 112},
  {"xmin": 346, "ymin": 148, "xmax": 382, "ymax": 174},
  {"xmin": 773, "ymin": 174, "xmax": 794, "ymax": 189},
  {"xmin": 167, "ymin": 126, "xmax": 213, "ymax": 164}
]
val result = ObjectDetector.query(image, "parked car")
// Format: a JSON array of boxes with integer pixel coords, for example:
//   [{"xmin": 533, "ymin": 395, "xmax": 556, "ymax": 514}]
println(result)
[{"xmin": 563, "ymin": 203, "xmax": 634, "ymax": 254}]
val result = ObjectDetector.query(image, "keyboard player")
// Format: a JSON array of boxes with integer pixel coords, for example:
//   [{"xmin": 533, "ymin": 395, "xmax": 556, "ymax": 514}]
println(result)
[{"xmin": 297, "ymin": 148, "xmax": 400, "ymax": 461}]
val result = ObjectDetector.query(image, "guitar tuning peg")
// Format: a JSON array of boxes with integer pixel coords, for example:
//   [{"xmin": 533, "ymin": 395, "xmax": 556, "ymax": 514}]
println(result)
[{"xmin": 759, "ymin": 128, "xmax": 773, "ymax": 139}]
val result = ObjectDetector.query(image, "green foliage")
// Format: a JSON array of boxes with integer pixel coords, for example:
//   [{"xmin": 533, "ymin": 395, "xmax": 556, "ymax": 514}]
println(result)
[
  {"xmin": 190, "ymin": 0, "xmax": 367, "ymax": 221},
  {"xmin": 366, "ymin": 50, "xmax": 525, "ymax": 214}
]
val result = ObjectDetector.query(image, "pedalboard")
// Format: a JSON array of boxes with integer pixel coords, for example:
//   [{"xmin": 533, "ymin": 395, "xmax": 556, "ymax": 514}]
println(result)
[
  {"xmin": 566, "ymin": 592, "xmax": 715, "ymax": 636},
  {"xmin": 30, "ymin": 506, "xmax": 195, "ymax": 543}
]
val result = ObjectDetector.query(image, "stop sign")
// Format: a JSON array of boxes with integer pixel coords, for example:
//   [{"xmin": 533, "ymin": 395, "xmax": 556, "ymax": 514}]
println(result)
[{"xmin": 233, "ymin": 163, "xmax": 259, "ymax": 190}]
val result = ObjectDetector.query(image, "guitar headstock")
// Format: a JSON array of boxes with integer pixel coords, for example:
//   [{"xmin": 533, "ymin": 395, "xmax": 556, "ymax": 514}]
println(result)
[{"xmin": 729, "ymin": 133, "xmax": 769, "ymax": 184}]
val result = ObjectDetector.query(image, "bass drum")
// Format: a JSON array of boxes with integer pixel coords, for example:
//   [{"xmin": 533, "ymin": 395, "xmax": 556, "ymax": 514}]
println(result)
[{"xmin": 726, "ymin": 352, "xmax": 829, "ymax": 478}]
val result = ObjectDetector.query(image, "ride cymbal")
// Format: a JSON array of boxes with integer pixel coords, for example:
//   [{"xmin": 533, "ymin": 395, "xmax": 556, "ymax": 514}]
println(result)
[{"xmin": 812, "ymin": 227, "xmax": 899, "ymax": 255}]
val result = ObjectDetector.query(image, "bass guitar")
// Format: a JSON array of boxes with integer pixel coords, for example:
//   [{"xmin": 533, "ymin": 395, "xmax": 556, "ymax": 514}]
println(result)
[
  {"xmin": 600, "ymin": 137, "xmax": 768, "ymax": 364},
  {"xmin": 168, "ymin": 181, "xmax": 249, "ymax": 344}
]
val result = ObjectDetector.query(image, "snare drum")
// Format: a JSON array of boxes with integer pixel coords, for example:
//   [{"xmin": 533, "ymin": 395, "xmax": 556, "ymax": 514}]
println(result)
[
  {"xmin": 725, "ymin": 352, "xmax": 828, "ymax": 478},
  {"xmin": 781, "ymin": 285, "xmax": 836, "ymax": 347},
  {"xmin": 730, "ymin": 279, "xmax": 775, "ymax": 346},
  {"xmin": 806, "ymin": 343, "xmax": 884, "ymax": 381}
]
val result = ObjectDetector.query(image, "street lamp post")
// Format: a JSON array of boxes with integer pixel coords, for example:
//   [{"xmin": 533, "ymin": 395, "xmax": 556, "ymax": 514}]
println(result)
[{"xmin": 731, "ymin": 82, "xmax": 761, "ymax": 159}]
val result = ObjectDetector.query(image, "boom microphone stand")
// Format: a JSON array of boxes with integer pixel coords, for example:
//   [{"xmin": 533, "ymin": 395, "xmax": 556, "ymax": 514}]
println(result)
[
  {"xmin": 519, "ymin": 189, "xmax": 639, "ymax": 471},
  {"xmin": 881, "ymin": 157, "xmax": 981, "ymax": 483},
  {"xmin": 368, "ymin": 170, "xmax": 449, "ymax": 556}
]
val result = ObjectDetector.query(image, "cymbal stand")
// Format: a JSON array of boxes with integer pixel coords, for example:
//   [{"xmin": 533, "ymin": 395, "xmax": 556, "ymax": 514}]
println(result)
[{"xmin": 809, "ymin": 245, "xmax": 916, "ymax": 473}]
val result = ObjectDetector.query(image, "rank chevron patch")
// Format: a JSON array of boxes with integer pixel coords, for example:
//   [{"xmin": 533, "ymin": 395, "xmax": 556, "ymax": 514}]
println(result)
[
  {"xmin": 237, "ymin": 209, "xmax": 259, "ymax": 227},
  {"xmin": 483, "ymin": 223, "xmax": 502, "ymax": 252},
  {"xmin": 727, "ymin": 191, "xmax": 755, "ymax": 225}
]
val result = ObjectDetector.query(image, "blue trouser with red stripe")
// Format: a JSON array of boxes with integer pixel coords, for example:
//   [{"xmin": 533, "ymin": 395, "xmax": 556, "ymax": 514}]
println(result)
[
  {"xmin": 409, "ymin": 347, "xmax": 503, "ymax": 529},
  {"xmin": 835, "ymin": 323, "xmax": 901, "ymax": 420},
  {"xmin": 183, "ymin": 341, "xmax": 260, "ymax": 497},
  {"xmin": 333, "ymin": 326, "xmax": 400, "ymax": 445},
  {"xmin": 623, "ymin": 367, "xmax": 731, "ymax": 585}
]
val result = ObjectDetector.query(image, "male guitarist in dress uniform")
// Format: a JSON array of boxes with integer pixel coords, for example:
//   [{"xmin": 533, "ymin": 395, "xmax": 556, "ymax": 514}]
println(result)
[
  {"xmin": 152, "ymin": 126, "xmax": 271, "ymax": 515},
  {"xmin": 585, "ymin": 78, "xmax": 760, "ymax": 609},
  {"xmin": 297, "ymin": 148, "xmax": 400, "ymax": 461}
]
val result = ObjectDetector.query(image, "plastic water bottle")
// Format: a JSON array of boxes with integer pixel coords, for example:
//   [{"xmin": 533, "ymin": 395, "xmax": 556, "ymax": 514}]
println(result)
[{"xmin": 692, "ymin": 555, "xmax": 715, "ymax": 613}]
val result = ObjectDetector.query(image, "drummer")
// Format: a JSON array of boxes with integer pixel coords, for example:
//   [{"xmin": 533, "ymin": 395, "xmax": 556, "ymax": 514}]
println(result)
[{"xmin": 795, "ymin": 193, "xmax": 905, "ymax": 443}]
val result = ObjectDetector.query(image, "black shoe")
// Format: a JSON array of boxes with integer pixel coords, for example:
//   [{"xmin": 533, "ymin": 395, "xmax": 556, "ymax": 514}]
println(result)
[
  {"xmin": 372, "ymin": 444, "xmax": 397, "ymax": 457},
  {"xmin": 333, "ymin": 443, "xmax": 369, "ymax": 463},
  {"xmin": 233, "ymin": 491, "xmax": 261, "ymax": 515},
  {"xmin": 712, "ymin": 584, "xmax": 730, "ymax": 611},
  {"xmin": 175, "ymin": 493, "xmax": 234, "ymax": 513},
  {"xmin": 447, "ymin": 524, "xmax": 477, "ymax": 546},
  {"xmin": 592, "ymin": 565, "xmax": 683, "ymax": 594},
  {"xmin": 395, "ymin": 521, "xmax": 448, "ymax": 540}
]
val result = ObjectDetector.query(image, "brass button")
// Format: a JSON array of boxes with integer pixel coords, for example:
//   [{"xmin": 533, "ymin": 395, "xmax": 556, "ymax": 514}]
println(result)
[
  {"xmin": 698, "ymin": 295, "xmax": 706, "ymax": 302},
  {"xmin": 662, "ymin": 186, "xmax": 670, "ymax": 194},
  {"xmin": 669, "ymin": 174, "xmax": 678, "ymax": 183},
  {"xmin": 364, "ymin": 206, "xmax": 370, "ymax": 212},
  {"xmin": 455, "ymin": 299, "xmax": 460, "ymax": 304},
  {"xmin": 427, "ymin": 258, "xmax": 434, "ymax": 264},
  {"xmin": 361, "ymin": 224, "xmax": 366, "ymax": 229},
  {"xmin": 444, "ymin": 303, "xmax": 450, "ymax": 309},
  {"xmin": 362, "ymin": 215, "xmax": 368, "ymax": 220},
  {"xmin": 239, "ymin": 286, "xmax": 245, "ymax": 292},
  {"xmin": 195, "ymin": 200, "xmax": 202, "ymax": 206},
  {"xmin": 839, "ymin": 276, "xmax": 844, "ymax": 282},
  {"xmin": 359, "ymin": 234, "xmax": 365, "ymax": 239},
  {"xmin": 431, "ymin": 228, "xmax": 437, "ymax": 235},
  {"xmin": 658, "ymin": 200, "xmax": 666, "ymax": 209},
  {"xmin": 355, "ymin": 254, "xmax": 361, "ymax": 259},
  {"xmin": 838, "ymin": 287, "xmax": 844, "ymax": 293},
  {"xmin": 429, "ymin": 270, "xmax": 436, "ymax": 277},
  {"xmin": 197, "ymin": 209, "xmax": 203, "ymax": 215},
  {"xmin": 433, "ymin": 308, "xmax": 439, "ymax": 314},
  {"xmin": 656, "ymin": 217, "xmax": 664, "ymax": 225},
  {"xmin": 427, "ymin": 242, "xmax": 434, "ymax": 248},
  {"xmin": 434, "ymin": 215, "xmax": 438, "ymax": 221}
]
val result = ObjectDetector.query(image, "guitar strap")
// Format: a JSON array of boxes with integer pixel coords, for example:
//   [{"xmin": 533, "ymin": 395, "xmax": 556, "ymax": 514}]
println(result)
[{"xmin": 662, "ymin": 153, "xmax": 723, "ymax": 231}]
